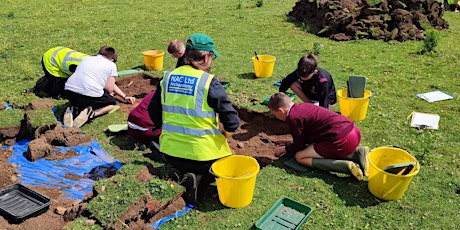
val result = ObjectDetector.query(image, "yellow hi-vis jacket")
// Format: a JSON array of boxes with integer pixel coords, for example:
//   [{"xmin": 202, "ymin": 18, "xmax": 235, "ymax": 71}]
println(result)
[
  {"xmin": 159, "ymin": 65, "xmax": 232, "ymax": 161},
  {"xmin": 42, "ymin": 46, "xmax": 89, "ymax": 78}
]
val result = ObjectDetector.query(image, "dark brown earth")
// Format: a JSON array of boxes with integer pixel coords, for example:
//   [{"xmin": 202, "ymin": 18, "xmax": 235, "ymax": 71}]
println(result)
[
  {"xmin": 288, "ymin": 0, "xmax": 449, "ymax": 41},
  {"xmin": 0, "ymin": 72, "xmax": 290, "ymax": 229}
]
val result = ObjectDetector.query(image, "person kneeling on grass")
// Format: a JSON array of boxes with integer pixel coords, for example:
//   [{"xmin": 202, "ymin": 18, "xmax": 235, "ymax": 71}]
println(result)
[
  {"xmin": 148, "ymin": 33, "xmax": 239, "ymax": 204},
  {"xmin": 63, "ymin": 46, "xmax": 136, "ymax": 128},
  {"xmin": 268, "ymin": 92, "xmax": 369, "ymax": 181},
  {"xmin": 127, "ymin": 90, "xmax": 162, "ymax": 152}
]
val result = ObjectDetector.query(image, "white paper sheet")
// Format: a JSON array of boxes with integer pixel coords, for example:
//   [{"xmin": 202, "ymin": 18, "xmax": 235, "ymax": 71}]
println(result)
[
  {"xmin": 410, "ymin": 112, "xmax": 440, "ymax": 129},
  {"xmin": 416, "ymin": 90, "xmax": 454, "ymax": 102}
]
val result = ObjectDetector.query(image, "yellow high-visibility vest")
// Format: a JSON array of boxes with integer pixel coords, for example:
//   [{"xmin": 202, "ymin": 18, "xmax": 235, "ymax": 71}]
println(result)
[
  {"xmin": 159, "ymin": 65, "xmax": 232, "ymax": 161},
  {"xmin": 42, "ymin": 46, "xmax": 89, "ymax": 78}
]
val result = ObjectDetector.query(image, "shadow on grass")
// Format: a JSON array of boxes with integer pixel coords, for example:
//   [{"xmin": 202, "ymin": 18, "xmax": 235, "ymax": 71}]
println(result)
[
  {"xmin": 236, "ymin": 72, "xmax": 257, "ymax": 79},
  {"xmin": 107, "ymin": 132, "xmax": 136, "ymax": 150},
  {"xmin": 271, "ymin": 157, "xmax": 383, "ymax": 208}
]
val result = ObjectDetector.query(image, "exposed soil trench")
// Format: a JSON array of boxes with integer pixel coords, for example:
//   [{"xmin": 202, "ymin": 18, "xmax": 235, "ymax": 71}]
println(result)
[{"xmin": 0, "ymin": 72, "xmax": 289, "ymax": 229}]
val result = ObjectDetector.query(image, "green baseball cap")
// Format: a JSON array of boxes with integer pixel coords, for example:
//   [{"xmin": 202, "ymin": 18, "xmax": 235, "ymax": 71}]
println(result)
[{"xmin": 186, "ymin": 33, "xmax": 220, "ymax": 58}]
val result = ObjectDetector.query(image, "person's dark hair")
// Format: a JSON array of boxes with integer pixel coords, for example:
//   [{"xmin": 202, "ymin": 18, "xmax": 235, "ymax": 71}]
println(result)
[
  {"xmin": 296, "ymin": 54, "xmax": 318, "ymax": 77},
  {"xmin": 184, "ymin": 48, "xmax": 208, "ymax": 63},
  {"xmin": 268, "ymin": 92, "xmax": 292, "ymax": 110},
  {"xmin": 98, "ymin": 46, "xmax": 118, "ymax": 63}
]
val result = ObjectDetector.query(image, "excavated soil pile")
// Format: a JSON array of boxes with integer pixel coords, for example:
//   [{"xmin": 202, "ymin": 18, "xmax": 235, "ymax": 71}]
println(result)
[{"xmin": 288, "ymin": 0, "xmax": 449, "ymax": 41}]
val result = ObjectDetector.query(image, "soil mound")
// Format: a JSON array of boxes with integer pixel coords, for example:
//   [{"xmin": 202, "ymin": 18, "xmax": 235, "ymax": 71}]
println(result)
[{"xmin": 288, "ymin": 0, "xmax": 449, "ymax": 41}]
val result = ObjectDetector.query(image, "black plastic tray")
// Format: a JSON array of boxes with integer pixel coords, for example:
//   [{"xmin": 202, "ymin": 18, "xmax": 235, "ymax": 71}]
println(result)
[{"xmin": 0, "ymin": 184, "xmax": 50, "ymax": 222}]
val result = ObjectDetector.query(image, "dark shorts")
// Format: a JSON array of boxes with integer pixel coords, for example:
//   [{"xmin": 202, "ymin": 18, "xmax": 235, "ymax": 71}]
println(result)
[
  {"xmin": 314, "ymin": 124, "xmax": 361, "ymax": 159},
  {"xmin": 65, "ymin": 90, "xmax": 116, "ymax": 110},
  {"xmin": 164, "ymin": 155, "xmax": 217, "ymax": 176}
]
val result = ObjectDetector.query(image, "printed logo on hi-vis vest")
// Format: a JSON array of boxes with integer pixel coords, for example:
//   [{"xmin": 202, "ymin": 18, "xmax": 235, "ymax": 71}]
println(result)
[{"xmin": 167, "ymin": 74, "xmax": 198, "ymax": 96}]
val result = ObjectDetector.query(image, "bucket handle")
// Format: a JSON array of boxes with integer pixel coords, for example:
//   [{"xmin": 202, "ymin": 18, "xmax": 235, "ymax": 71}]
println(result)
[{"xmin": 209, "ymin": 167, "xmax": 252, "ymax": 179}]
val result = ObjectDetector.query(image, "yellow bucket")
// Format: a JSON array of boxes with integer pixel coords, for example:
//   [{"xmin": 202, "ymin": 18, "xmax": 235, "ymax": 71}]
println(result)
[
  {"xmin": 368, "ymin": 146, "xmax": 420, "ymax": 200},
  {"xmin": 337, "ymin": 89, "xmax": 372, "ymax": 121},
  {"xmin": 210, "ymin": 155, "xmax": 260, "ymax": 208},
  {"xmin": 143, "ymin": 50, "xmax": 164, "ymax": 71},
  {"xmin": 252, "ymin": 55, "xmax": 276, "ymax": 78}
]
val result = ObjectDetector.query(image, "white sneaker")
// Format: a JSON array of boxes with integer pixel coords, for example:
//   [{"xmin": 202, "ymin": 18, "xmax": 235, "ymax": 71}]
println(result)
[
  {"xmin": 73, "ymin": 106, "xmax": 93, "ymax": 128},
  {"xmin": 63, "ymin": 106, "xmax": 73, "ymax": 127}
]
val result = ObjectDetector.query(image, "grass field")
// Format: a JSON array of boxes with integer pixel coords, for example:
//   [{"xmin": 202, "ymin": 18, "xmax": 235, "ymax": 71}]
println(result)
[{"xmin": 1, "ymin": 0, "xmax": 459, "ymax": 229}]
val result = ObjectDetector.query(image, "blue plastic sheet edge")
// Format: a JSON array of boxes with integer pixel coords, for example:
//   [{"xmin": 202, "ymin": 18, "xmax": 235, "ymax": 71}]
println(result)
[{"xmin": 150, "ymin": 203, "xmax": 195, "ymax": 229}]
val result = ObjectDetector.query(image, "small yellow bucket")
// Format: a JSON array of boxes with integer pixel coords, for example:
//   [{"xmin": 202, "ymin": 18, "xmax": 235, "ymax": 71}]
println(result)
[
  {"xmin": 143, "ymin": 50, "xmax": 164, "ymax": 71},
  {"xmin": 210, "ymin": 155, "xmax": 260, "ymax": 208},
  {"xmin": 368, "ymin": 146, "xmax": 420, "ymax": 200},
  {"xmin": 252, "ymin": 55, "xmax": 276, "ymax": 78},
  {"xmin": 337, "ymin": 89, "xmax": 372, "ymax": 121}
]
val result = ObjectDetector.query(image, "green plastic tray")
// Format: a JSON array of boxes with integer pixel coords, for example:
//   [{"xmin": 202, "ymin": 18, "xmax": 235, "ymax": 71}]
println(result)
[
  {"xmin": 256, "ymin": 197, "xmax": 312, "ymax": 230},
  {"xmin": 220, "ymin": 81, "xmax": 230, "ymax": 89}
]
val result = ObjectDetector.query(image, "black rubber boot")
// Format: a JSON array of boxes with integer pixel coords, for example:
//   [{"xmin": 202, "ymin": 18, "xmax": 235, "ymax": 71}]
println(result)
[{"xmin": 311, "ymin": 158, "xmax": 363, "ymax": 181}]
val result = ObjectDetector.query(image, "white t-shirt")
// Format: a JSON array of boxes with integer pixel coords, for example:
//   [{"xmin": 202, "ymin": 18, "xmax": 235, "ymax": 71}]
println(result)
[{"xmin": 64, "ymin": 54, "xmax": 118, "ymax": 97}]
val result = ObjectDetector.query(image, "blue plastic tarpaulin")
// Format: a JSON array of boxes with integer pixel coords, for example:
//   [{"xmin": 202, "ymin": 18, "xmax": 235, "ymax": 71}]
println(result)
[
  {"xmin": 150, "ymin": 203, "xmax": 195, "ymax": 229},
  {"xmin": 5, "ymin": 139, "xmax": 122, "ymax": 200}
]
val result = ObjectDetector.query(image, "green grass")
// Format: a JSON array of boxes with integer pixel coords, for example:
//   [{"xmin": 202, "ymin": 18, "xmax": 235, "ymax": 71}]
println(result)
[
  {"xmin": 86, "ymin": 164, "xmax": 184, "ymax": 227},
  {"xmin": 25, "ymin": 109, "xmax": 56, "ymax": 127},
  {"xmin": 1, "ymin": 0, "xmax": 459, "ymax": 229}
]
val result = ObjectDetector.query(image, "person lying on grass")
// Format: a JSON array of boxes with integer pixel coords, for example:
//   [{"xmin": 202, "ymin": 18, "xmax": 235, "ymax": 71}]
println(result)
[
  {"xmin": 268, "ymin": 92, "xmax": 369, "ymax": 181},
  {"xmin": 64, "ymin": 46, "xmax": 136, "ymax": 128}
]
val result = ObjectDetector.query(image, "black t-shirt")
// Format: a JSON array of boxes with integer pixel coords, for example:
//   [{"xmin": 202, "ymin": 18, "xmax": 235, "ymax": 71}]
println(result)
[{"xmin": 279, "ymin": 67, "xmax": 336, "ymax": 108}]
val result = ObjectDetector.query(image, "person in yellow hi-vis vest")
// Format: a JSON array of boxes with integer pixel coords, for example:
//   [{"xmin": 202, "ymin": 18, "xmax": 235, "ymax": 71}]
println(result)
[
  {"xmin": 148, "ymin": 33, "xmax": 240, "ymax": 204},
  {"xmin": 446, "ymin": 0, "xmax": 460, "ymax": 11},
  {"xmin": 33, "ymin": 46, "xmax": 89, "ymax": 97}
]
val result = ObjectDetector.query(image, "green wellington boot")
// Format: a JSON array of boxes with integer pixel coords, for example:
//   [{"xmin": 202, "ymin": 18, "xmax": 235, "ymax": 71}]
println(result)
[
  {"xmin": 311, "ymin": 158, "xmax": 363, "ymax": 181},
  {"xmin": 346, "ymin": 146, "xmax": 370, "ymax": 177}
]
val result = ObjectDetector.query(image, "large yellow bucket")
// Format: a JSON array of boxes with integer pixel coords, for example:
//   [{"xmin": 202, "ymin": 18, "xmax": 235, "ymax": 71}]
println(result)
[
  {"xmin": 143, "ymin": 50, "xmax": 164, "ymax": 71},
  {"xmin": 252, "ymin": 55, "xmax": 276, "ymax": 78},
  {"xmin": 368, "ymin": 146, "xmax": 420, "ymax": 200},
  {"xmin": 337, "ymin": 89, "xmax": 372, "ymax": 121},
  {"xmin": 211, "ymin": 155, "xmax": 260, "ymax": 208}
]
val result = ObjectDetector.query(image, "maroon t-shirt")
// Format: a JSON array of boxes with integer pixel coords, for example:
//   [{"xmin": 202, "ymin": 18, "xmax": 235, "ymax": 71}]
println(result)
[
  {"xmin": 285, "ymin": 103, "xmax": 354, "ymax": 153},
  {"xmin": 128, "ymin": 90, "xmax": 156, "ymax": 128}
]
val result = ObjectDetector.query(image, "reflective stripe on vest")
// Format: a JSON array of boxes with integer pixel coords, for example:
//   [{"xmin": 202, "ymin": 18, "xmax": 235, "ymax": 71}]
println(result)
[
  {"xmin": 161, "ymin": 70, "xmax": 216, "ymax": 136},
  {"xmin": 45, "ymin": 47, "xmax": 88, "ymax": 77},
  {"xmin": 159, "ymin": 66, "xmax": 232, "ymax": 161},
  {"xmin": 162, "ymin": 70, "xmax": 216, "ymax": 119}
]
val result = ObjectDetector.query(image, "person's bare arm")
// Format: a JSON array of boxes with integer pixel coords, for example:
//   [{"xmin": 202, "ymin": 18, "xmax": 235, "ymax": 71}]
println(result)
[{"xmin": 106, "ymin": 76, "xmax": 136, "ymax": 104}]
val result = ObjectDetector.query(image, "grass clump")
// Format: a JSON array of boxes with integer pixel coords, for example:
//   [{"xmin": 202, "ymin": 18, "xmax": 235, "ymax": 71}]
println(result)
[
  {"xmin": 421, "ymin": 30, "xmax": 440, "ymax": 54},
  {"xmin": 25, "ymin": 109, "xmax": 56, "ymax": 127},
  {"xmin": 0, "ymin": 110, "xmax": 24, "ymax": 127}
]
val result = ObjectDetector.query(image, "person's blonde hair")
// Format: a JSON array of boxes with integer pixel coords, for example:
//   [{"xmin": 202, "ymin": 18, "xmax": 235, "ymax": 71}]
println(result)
[
  {"xmin": 167, "ymin": 40, "xmax": 184, "ymax": 54},
  {"xmin": 268, "ymin": 92, "xmax": 292, "ymax": 110}
]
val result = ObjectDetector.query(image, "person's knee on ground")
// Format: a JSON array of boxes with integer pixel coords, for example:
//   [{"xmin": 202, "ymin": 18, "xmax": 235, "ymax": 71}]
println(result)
[
  {"xmin": 294, "ymin": 144, "xmax": 322, "ymax": 167},
  {"xmin": 311, "ymin": 158, "xmax": 363, "ymax": 181}
]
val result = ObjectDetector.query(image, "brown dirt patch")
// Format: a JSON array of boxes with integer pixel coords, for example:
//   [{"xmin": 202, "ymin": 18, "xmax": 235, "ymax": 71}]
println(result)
[{"xmin": 0, "ymin": 72, "xmax": 289, "ymax": 229}]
